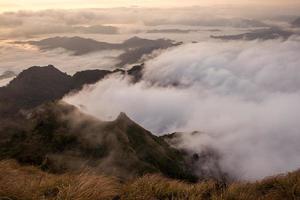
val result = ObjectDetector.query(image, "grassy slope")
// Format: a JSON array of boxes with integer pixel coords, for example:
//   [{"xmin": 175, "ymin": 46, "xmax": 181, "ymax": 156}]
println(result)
[
  {"xmin": 0, "ymin": 160, "xmax": 299, "ymax": 200},
  {"xmin": 0, "ymin": 102, "xmax": 195, "ymax": 181}
]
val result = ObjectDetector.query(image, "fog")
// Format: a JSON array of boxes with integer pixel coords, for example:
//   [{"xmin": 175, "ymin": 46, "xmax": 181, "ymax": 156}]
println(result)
[
  {"xmin": 65, "ymin": 36, "xmax": 300, "ymax": 180},
  {"xmin": 0, "ymin": 41, "xmax": 122, "ymax": 75},
  {"xmin": 1, "ymin": 6, "xmax": 299, "ymax": 39}
]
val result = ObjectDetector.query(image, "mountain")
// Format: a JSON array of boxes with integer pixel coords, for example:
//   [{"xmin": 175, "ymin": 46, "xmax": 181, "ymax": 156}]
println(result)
[
  {"xmin": 19, "ymin": 36, "xmax": 179, "ymax": 67},
  {"xmin": 292, "ymin": 17, "xmax": 300, "ymax": 27},
  {"xmin": 71, "ymin": 69, "xmax": 113, "ymax": 90},
  {"xmin": 0, "ymin": 101, "xmax": 196, "ymax": 181},
  {"xmin": 211, "ymin": 27, "xmax": 293, "ymax": 41},
  {"xmin": 127, "ymin": 64, "xmax": 144, "ymax": 83},
  {"xmin": 0, "ymin": 64, "xmax": 195, "ymax": 181},
  {"xmin": 0, "ymin": 64, "xmax": 144, "ymax": 116},
  {"xmin": 0, "ymin": 65, "xmax": 73, "ymax": 116},
  {"xmin": 27, "ymin": 36, "xmax": 119, "ymax": 55},
  {"xmin": 116, "ymin": 37, "xmax": 180, "ymax": 67}
]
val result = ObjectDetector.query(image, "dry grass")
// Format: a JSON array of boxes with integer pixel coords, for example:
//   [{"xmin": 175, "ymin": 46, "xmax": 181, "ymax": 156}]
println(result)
[
  {"xmin": 217, "ymin": 171, "xmax": 300, "ymax": 200},
  {"xmin": 121, "ymin": 174, "xmax": 219, "ymax": 200},
  {"xmin": 0, "ymin": 160, "xmax": 300, "ymax": 200},
  {"xmin": 0, "ymin": 160, "xmax": 120, "ymax": 200}
]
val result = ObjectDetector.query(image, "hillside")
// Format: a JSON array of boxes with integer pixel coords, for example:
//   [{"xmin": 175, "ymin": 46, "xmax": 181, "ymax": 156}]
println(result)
[
  {"xmin": 0, "ymin": 65, "xmax": 143, "ymax": 116},
  {"xmin": 18, "ymin": 36, "xmax": 179, "ymax": 66},
  {"xmin": 0, "ymin": 102, "xmax": 195, "ymax": 181}
]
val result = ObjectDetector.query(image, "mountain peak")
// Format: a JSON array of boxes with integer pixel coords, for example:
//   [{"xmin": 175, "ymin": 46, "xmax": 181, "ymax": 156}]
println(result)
[{"xmin": 116, "ymin": 112, "xmax": 134, "ymax": 124}]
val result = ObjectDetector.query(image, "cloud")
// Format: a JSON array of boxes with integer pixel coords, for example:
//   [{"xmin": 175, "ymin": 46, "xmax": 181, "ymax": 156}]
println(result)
[
  {"xmin": 0, "ymin": 42, "xmax": 122, "ymax": 75},
  {"xmin": 0, "ymin": 10, "xmax": 120, "ymax": 38},
  {"xmin": 65, "ymin": 36, "xmax": 300, "ymax": 180},
  {"xmin": 2, "ymin": 6, "xmax": 297, "ymax": 39}
]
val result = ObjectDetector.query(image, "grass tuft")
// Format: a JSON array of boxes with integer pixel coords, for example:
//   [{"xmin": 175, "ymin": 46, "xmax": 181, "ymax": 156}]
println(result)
[{"xmin": 0, "ymin": 160, "xmax": 299, "ymax": 200}]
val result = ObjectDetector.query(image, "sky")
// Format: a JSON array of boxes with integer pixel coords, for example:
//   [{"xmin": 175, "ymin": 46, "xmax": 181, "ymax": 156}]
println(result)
[{"xmin": 1, "ymin": 0, "xmax": 300, "ymax": 12}]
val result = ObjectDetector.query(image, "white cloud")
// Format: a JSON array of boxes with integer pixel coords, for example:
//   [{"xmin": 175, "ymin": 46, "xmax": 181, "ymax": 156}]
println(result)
[
  {"xmin": 1, "ymin": 7, "xmax": 294, "ymax": 39},
  {"xmin": 0, "ymin": 42, "xmax": 122, "ymax": 75},
  {"xmin": 65, "ymin": 37, "xmax": 300, "ymax": 180}
]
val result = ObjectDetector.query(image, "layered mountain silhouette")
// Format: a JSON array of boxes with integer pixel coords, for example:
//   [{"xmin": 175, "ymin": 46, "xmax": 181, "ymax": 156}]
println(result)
[
  {"xmin": 18, "ymin": 36, "xmax": 179, "ymax": 67},
  {"xmin": 0, "ymin": 64, "xmax": 143, "ymax": 116},
  {"xmin": 0, "ymin": 102, "xmax": 195, "ymax": 180},
  {"xmin": 211, "ymin": 27, "xmax": 293, "ymax": 41},
  {"xmin": 0, "ymin": 65, "xmax": 196, "ymax": 181}
]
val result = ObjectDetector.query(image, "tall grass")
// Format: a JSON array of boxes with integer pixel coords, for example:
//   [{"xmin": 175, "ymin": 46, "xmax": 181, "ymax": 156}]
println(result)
[
  {"xmin": 0, "ymin": 160, "xmax": 120, "ymax": 200},
  {"xmin": 121, "ymin": 174, "xmax": 220, "ymax": 200},
  {"xmin": 0, "ymin": 160, "xmax": 299, "ymax": 200}
]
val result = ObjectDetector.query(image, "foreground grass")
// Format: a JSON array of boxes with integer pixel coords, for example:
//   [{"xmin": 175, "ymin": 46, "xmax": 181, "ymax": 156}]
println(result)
[
  {"xmin": 0, "ymin": 160, "xmax": 299, "ymax": 200},
  {"xmin": 0, "ymin": 160, "xmax": 120, "ymax": 200}
]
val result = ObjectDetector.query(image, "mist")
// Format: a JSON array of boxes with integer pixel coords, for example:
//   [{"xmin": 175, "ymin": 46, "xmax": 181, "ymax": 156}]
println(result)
[
  {"xmin": 65, "ymin": 36, "xmax": 300, "ymax": 180},
  {"xmin": 1, "ymin": 6, "xmax": 299, "ymax": 39},
  {"xmin": 0, "ymin": 42, "xmax": 122, "ymax": 75}
]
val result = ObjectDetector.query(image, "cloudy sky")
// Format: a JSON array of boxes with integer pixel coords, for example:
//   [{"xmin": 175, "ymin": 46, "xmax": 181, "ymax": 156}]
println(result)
[{"xmin": 1, "ymin": 0, "xmax": 300, "ymax": 12}]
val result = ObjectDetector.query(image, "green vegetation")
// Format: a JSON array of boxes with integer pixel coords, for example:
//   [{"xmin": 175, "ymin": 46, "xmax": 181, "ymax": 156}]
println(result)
[{"xmin": 0, "ymin": 102, "xmax": 194, "ymax": 180}]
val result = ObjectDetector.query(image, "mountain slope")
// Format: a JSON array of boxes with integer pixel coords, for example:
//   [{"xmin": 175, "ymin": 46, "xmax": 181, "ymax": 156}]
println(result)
[
  {"xmin": 18, "ymin": 36, "xmax": 179, "ymax": 66},
  {"xmin": 0, "ymin": 64, "xmax": 144, "ymax": 116},
  {"xmin": 28, "ymin": 36, "xmax": 119, "ymax": 55},
  {"xmin": 0, "ymin": 102, "xmax": 196, "ymax": 181},
  {"xmin": 2, "ymin": 65, "xmax": 73, "ymax": 109},
  {"xmin": 0, "ymin": 65, "xmax": 194, "ymax": 181}
]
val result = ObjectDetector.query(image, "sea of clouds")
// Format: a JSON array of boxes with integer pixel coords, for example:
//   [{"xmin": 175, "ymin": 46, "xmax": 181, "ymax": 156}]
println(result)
[{"xmin": 65, "ymin": 36, "xmax": 300, "ymax": 180}]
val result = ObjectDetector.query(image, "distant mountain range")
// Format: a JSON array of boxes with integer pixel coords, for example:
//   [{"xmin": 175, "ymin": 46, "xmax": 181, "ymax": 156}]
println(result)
[
  {"xmin": 211, "ymin": 17, "xmax": 300, "ymax": 41},
  {"xmin": 17, "ymin": 36, "xmax": 180, "ymax": 67},
  {"xmin": 211, "ymin": 27, "xmax": 294, "ymax": 41}
]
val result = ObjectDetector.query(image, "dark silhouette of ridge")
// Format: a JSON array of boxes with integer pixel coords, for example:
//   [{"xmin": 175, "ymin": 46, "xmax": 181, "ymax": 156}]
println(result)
[
  {"xmin": 18, "ymin": 36, "xmax": 179, "ymax": 67},
  {"xmin": 211, "ymin": 27, "xmax": 293, "ymax": 41},
  {"xmin": 0, "ymin": 64, "xmax": 144, "ymax": 116}
]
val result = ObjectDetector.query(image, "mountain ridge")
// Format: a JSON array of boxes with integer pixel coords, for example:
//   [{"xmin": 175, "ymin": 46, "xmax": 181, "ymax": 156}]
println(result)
[
  {"xmin": 0, "ymin": 101, "xmax": 196, "ymax": 181},
  {"xmin": 0, "ymin": 64, "xmax": 144, "ymax": 116},
  {"xmin": 17, "ymin": 36, "xmax": 179, "ymax": 67}
]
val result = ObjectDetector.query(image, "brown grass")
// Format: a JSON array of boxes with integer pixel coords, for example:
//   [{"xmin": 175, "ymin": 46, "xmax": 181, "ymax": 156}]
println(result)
[
  {"xmin": 121, "ymin": 174, "xmax": 219, "ymax": 200},
  {"xmin": 0, "ymin": 160, "xmax": 299, "ymax": 200},
  {"xmin": 0, "ymin": 160, "xmax": 120, "ymax": 200}
]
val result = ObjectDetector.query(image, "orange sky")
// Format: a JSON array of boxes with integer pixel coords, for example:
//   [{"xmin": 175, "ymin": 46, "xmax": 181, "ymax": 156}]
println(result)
[{"xmin": 0, "ymin": 0, "xmax": 299, "ymax": 12}]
